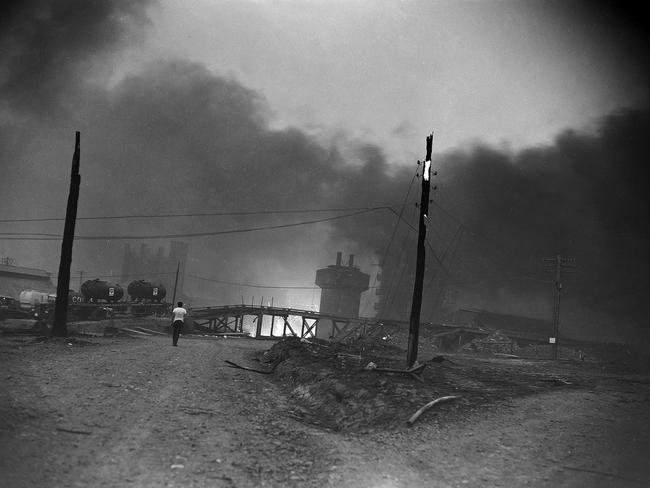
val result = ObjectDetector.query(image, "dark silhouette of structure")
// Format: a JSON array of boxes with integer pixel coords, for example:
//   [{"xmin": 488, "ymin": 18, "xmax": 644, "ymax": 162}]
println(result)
[
  {"xmin": 121, "ymin": 241, "xmax": 188, "ymax": 301},
  {"xmin": 315, "ymin": 252, "xmax": 369, "ymax": 318}
]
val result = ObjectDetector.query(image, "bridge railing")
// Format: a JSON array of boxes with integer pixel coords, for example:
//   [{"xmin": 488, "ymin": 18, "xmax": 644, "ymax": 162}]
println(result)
[
  {"xmin": 188, "ymin": 304, "xmax": 392, "ymax": 340},
  {"xmin": 188, "ymin": 304, "xmax": 552, "ymax": 344}
]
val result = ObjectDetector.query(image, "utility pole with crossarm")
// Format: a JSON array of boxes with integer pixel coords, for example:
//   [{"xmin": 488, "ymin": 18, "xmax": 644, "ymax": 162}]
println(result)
[
  {"xmin": 544, "ymin": 254, "xmax": 575, "ymax": 359},
  {"xmin": 406, "ymin": 133, "xmax": 435, "ymax": 368}
]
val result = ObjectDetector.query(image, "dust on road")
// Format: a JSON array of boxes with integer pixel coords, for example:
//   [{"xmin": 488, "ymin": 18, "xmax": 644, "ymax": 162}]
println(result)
[{"xmin": 1, "ymin": 333, "xmax": 649, "ymax": 488}]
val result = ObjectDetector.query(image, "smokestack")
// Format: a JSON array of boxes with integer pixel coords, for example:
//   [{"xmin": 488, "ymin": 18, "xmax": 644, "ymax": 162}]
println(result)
[
  {"xmin": 348, "ymin": 254, "xmax": 355, "ymax": 268},
  {"xmin": 336, "ymin": 251, "xmax": 342, "ymax": 266}
]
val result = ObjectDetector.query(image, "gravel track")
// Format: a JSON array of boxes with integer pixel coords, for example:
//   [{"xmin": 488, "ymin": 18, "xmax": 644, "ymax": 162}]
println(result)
[{"xmin": 1, "ymin": 333, "xmax": 649, "ymax": 487}]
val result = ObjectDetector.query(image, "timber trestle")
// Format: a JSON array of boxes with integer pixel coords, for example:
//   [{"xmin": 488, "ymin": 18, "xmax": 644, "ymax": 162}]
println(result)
[
  {"xmin": 189, "ymin": 304, "xmax": 388, "ymax": 340},
  {"xmin": 189, "ymin": 304, "xmax": 556, "ymax": 347}
]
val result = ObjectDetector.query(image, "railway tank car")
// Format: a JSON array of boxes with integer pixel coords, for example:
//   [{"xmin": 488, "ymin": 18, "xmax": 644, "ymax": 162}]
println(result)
[
  {"xmin": 18, "ymin": 290, "xmax": 54, "ymax": 311},
  {"xmin": 80, "ymin": 279, "xmax": 124, "ymax": 303},
  {"xmin": 127, "ymin": 280, "xmax": 167, "ymax": 302}
]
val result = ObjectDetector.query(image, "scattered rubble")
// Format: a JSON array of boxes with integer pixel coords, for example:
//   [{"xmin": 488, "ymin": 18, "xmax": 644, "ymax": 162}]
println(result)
[
  {"xmin": 255, "ymin": 336, "xmax": 590, "ymax": 432},
  {"xmin": 461, "ymin": 330, "xmax": 515, "ymax": 355}
]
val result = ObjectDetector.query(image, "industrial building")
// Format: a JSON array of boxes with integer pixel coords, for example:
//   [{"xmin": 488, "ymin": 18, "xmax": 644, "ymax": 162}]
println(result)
[
  {"xmin": 315, "ymin": 252, "xmax": 370, "ymax": 318},
  {"xmin": 0, "ymin": 258, "xmax": 54, "ymax": 299}
]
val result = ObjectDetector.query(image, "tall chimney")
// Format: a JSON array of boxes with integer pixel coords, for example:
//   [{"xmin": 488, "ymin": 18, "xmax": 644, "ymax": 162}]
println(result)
[
  {"xmin": 348, "ymin": 254, "xmax": 355, "ymax": 268},
  {"xmin": 336, "ymin": 251, "xmax": 342, "ymax": 266}
]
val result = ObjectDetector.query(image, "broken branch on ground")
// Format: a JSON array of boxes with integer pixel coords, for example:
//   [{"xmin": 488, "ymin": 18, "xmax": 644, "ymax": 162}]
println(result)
[{"xmin": 406, "ymin": 395, "xmax": 462, "ymax": 426}]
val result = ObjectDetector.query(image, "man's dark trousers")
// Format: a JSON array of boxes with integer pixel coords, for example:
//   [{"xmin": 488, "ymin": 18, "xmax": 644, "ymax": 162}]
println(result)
[{"xmin": 172, "ymin": 320, "xmax": 183, "ymax": 346}]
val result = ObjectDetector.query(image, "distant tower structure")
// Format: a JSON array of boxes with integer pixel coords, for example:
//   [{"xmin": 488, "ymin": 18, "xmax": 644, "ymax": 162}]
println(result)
[
  {"xmin": 121, "ymin": 241, "xmax": 188, "ymax": 300},
  {"xmin": 315, "ymin": 251, "xmax": 370, "ymax": 318}
]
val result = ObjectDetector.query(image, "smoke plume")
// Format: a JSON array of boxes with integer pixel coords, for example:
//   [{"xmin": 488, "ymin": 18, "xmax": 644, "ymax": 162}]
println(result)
[{"xmin": 0, "ymin": 1, "xmax": 648, "ymax": 341}]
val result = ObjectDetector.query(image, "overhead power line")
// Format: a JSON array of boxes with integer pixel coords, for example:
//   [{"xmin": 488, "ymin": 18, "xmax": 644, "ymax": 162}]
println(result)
[
  {"xmin": 0, "ymin": 207, "xmax": 390, "ymax": 241},
  {"xmin": 190, "ymin": 274, "xmax": 319, "ymax": 290},
  {"xmin": 190, "ymin": 274, "xmax": 380, "ymax": 290},
  {"xmin": 374, "ymin": 168, "xmax": 418, "ymax": 318},
  {"xmin": 0, "ymin": 205, "xmax": 399, "ymax": 223},
  {"xmin": 51, "ymin": 271, "xmax": 178, "ymax": 281}
]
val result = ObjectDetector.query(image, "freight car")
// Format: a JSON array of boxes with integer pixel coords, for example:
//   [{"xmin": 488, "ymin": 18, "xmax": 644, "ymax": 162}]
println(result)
[
  {"xmin": 0, "ymin": 295, "xmax": 25, "ymax": 319},
  {"xmin": 127, "ymin": 280, "xmax": 167, "ymax": 302},
  {"xmin": 16, "ymin": 289, "xmax": 83, "ymax": 310},
  {"xmin": 1, "ymin": 289, "xmax": 81, "ymax": 320},
  {"xmin": 19, "ymin": 290, "xmax": 55, "ymax": 311},
  {"xmin": 5, "ymin": 277, "xmax": 169, "ymax": 322},
  {"xmin": 80, "ymin": 279, "xmax": 124, "ymax": 303}
]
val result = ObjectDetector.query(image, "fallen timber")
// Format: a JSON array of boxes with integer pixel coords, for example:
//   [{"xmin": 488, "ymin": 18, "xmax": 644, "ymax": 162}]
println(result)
[
  {"xmin": 406, "ymin": 395, "xmax": 462, "ymax": 426},
  {"xmin": 224, "ymin": 358, "xmax": 283, "ymax": 375}
]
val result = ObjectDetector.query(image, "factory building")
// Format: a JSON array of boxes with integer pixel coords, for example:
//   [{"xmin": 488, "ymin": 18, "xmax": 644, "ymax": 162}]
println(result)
[{"xmin": 0, "ymin": 257, "xmax": 54, "ymax": 299}]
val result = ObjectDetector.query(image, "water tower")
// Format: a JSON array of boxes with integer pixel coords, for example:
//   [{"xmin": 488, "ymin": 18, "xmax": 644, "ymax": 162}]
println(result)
[{"xmin": 315, "ymin": 251, "xmax": 370, "ymax": 318}]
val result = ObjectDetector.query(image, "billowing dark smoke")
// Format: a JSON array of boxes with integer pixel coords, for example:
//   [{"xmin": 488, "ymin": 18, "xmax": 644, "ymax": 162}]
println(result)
[
  {"xmin": 78, "ymin": 60, "xmax": 405, "ymax": 309},
  {"xmin": 0, "ymin": 1, "xmax": 647, "ymax": 341},
  {"xmin": 0, "ymin": 0, "xmax": 403, "ymax": 312},
  {"xmin": 374, "ymin": 109, "xmax": 650, "ymax": 342},
  {"xmin": 0, "ymin": 0, "xmax": 151, "ymax": 120}
]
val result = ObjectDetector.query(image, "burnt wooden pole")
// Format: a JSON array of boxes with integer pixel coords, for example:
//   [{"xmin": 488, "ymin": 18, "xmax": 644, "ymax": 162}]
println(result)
[
  {"xmin": 171, "ymin": 261, "xmax": 180, "ymax": 306},
  {"xmin": 52, "ymin": 132, "xmax": 81, "ymax": 337},
  {"xmin": 406, "ymin": 133, "xmax": 434, "ymax": 367}
]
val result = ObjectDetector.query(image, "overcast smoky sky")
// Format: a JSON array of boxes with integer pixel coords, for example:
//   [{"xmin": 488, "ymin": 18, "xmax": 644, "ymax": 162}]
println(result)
[{"xmin": 0, "ymin": 0, "xmax": 648, "ymax": 332}]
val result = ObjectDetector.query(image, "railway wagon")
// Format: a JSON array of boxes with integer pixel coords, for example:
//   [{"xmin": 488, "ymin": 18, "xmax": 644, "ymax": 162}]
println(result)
[
  {"xmin": 127, "ymin": 280, "xmax": 167, "ymax": 302},
  {"xmin": 80, "ymin": 279, "xmax": 124, "ymax": 303}
]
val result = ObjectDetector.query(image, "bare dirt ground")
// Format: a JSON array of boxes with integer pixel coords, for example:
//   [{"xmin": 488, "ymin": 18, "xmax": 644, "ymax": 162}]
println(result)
[{"xmin": 1, "ymin": 324, "xmax": 649, "ymax": 488}]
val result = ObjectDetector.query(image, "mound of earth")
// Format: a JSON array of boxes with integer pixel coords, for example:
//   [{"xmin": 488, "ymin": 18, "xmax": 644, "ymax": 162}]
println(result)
[{"xmin": 258, "ymin": 336, "xmax": 570, "ymax": 433}]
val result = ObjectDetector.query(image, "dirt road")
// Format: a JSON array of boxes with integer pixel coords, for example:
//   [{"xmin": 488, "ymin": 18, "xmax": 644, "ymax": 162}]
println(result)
[{"xmin": 1, "ymin": 333, "xmax": 649, "ymax": 487}]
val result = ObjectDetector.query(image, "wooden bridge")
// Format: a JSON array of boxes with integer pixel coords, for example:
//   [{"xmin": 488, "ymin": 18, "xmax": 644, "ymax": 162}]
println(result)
[
  {"xmin": 189, "ymin": 304, "xmax": 389, "ymax": 341},
  {"xmin": 188, "ymin": 304, "xmax": 556, "ymax": 348}
]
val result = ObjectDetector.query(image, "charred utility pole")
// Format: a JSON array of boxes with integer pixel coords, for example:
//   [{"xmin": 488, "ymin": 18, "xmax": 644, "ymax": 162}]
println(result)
[
  {"xmin": 171, "ymin": 261, "xmax": 180, "ymax": 306},
  {"xmin": 406, "ymin": 133, "xmax": 435, "ymax": 368},
  {"xmin": 52, "ymin": 132, "xmax": 81, "ymax": 337},
  {"xmin": 544, "ymin": 254, "xmax": 575, "ymax": 359}
]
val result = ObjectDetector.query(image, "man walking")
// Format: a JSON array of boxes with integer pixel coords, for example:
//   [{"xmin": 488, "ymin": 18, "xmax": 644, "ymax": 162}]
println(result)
[{"xmin": 171, "ymin": 301, "xmax": 187, "ymax": 346}]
